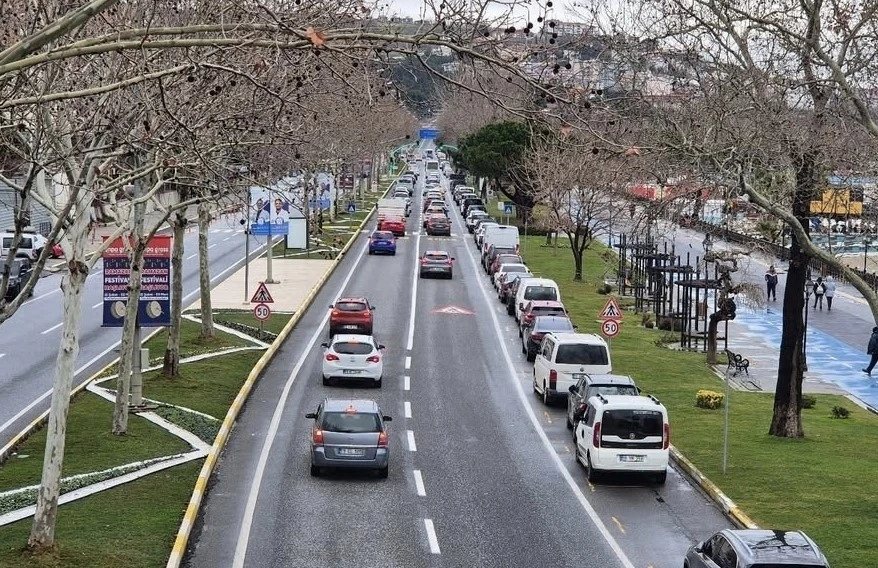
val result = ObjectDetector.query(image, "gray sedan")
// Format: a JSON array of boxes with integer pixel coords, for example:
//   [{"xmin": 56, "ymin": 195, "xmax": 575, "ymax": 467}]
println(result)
[
  {"xmin": 306, "ymin": 398, "xmax": 392, "ymax": 478},
  {"xmin": 684, "ymin": 529, "xmax": 830, "ymax": 568},
  {"xmin": 419, "ymin": 250, "xmax": 455, "ymax": 279}
]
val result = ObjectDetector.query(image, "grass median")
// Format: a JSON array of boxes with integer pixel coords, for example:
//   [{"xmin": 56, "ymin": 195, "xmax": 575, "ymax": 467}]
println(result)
[{"xmin": 519, "ymin": 236, "xmax": 876, "ymax": 568}]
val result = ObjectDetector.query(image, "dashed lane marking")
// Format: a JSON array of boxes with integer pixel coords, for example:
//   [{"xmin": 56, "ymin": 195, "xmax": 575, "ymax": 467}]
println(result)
[
  {"xmin": 404, "ymin": 401, "xmax": 412, "ymax": 418},
  {"xmin": 413, "ymin": 470, "xmax": 426, "ymax": 497},
  {"xmin": 424, "ymin": 519, "xmax": 441, "ymax": 554},
  {"xmin": 407, "ymin": 430, "xmax": 417, "ymax": 452},
  {"xmin": 611, "ymin": 516, "xmax": 627, "ymax": 534},
  {"xmin": 41, "ymin": 322, "xmax": 62, "ymax": 335},
  {"xmin": 405, "ymin": 356, "xmax": 411, "ymax": 370},
  {"xmin": 404, "ymin": 375, "xmax": 410, "ymax": 391}
]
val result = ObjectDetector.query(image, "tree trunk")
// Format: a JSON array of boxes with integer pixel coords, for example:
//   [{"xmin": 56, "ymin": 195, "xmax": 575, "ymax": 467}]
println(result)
[
  {"xmin": 162, "ymin": 211, "xmax": 186, "ymax": 377},
  {"xmin": 707, "ymin": 313, "xmax": 722, "ymax": 365},
  {"xmin": 198, "ymin": 201, "xmax": 214, "ymax": 339},
  {"xmin": 568, "ymin": 231, "xmax": 584, "ymax": 281}
]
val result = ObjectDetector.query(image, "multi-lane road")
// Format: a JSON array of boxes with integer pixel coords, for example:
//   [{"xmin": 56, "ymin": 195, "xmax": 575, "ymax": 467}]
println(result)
[
  {"xmin": 184, "ymin": 144, "xmax": 732, "ymax": 568},
  {"xmin": 0, "ymin": 215, "xmax": 266, "ymax": 449}
]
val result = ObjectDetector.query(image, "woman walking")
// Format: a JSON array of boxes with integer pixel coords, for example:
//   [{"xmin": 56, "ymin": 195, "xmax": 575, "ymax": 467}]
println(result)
[
  {"xmin": 765, "ymin": 265, "xmax": 778, "ymax": 301},
  {"xmin": 813, "ymin": 277, "xmax": 826, "ymax": 310},
  {"xmin": 823, "ymin": 276, "xmax": 837, "ymax": 311}
]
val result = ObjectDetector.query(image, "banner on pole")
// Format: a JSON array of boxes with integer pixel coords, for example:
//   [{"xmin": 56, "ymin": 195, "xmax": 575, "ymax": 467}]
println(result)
[{"xmin": 102, "ymin": 235, "xmax": 172, "ymax": 327}]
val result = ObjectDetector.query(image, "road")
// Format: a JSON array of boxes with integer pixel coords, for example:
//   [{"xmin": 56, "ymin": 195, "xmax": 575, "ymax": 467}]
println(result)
[
  {"xmin": 0, "ymin": 215, "xmax": 267, "ymax": 449},
  {"xmin": 185, "ymin": 144, "xmax": 732, "ymax": 568}
]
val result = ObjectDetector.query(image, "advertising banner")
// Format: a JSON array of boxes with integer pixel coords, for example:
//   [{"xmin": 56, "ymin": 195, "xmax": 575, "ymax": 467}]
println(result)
[
  {"xmin": 249, "ymin": 185, "xmax": 291, "ymax": 236},
  {"xmin": 102, "ymin": 235, "xmax": 172, "ymax": 327},
  {"xmin": 309, "ymin": 172, "xmax": 334, "ymax": 211}
]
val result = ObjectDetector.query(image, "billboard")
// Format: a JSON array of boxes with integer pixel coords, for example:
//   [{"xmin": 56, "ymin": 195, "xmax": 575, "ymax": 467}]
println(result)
[
  {"xmin": 419, "ymin": 128, "xmax": 439, "ymax": 139},
  {"xmin": 249, "ymin": 186, "xmax": 292, "ymax": 236},
  {"xmin": 309, "ymin": 172, "xmax": 334, "ymax": 211},
  {"xmin": 103, "ymin": 235, "xmax": 172, "ymax": 327}
]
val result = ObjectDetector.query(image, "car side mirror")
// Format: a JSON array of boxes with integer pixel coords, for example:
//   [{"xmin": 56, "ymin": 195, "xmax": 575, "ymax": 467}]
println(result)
[
  {"xmin": 383, "ymin": 416, "xmax": 393, "ymax": 422},
  {"xmin": 370, "ymin": 306, "xmax": 376, "ymax": 310},
  {"xmin": 320, "ymin": 342, "xmax": 329, "ymax": 348},
  {"xmin": 328, "ymin": 305, "xmax": 334, "ymax": 309},
  {"xmin": 305, "ymin": 412, "xmax": 317, "ymax": 419},
  {"xmin": 450, "ymin": 257, "xmax": 455, "ymax": 261},
  {"xmin": 569, "ymin": 385, "xmax": 577, "ymax": 394},
  {"xmin": 519, "ymin": 302, "xmax": 524, "ymax": 310},
  {"xmin": 378, "ymin": 344, "xmax": 386, "ymax": 350}
]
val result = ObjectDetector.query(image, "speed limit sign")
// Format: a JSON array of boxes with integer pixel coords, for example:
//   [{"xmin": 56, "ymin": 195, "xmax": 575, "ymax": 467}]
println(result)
[
  {"xmin": 601, "ymin": 318, "xmax": 620, "ymax": 338},
  {"xmin": 253, "ymin": 303, "xmax": 271, "ymax": 321}
]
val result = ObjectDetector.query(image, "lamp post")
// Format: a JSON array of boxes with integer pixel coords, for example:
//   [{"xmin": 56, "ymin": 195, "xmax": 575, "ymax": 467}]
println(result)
[
  {"xmin": 803, "ymin": 274, "xmax": 813, "ymax": 372},
  {"xmin": 864, "ymin": 237, "xmax": 872, "ymax": 273}
]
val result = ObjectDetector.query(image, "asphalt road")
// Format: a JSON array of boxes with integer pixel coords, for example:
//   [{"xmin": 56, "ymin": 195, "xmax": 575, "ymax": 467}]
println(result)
[
  {"xmin": 185, "ymin": 145, "xmax": 732, "ymax": 568},
  {"xmin": 0, "ymin": 216, "xmax": 267, "ymax": 449}
]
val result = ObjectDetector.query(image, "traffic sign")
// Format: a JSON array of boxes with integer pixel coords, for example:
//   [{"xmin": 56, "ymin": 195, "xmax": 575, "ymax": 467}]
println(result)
[
  {"xmin": 347, "ymin": 201, "xmax": 356, "ymax": 213},
  {"xmin": 504, "ymin": 204, "xmax": 514, "ymax": 215},
  {"xmin": 599, "ymin": 296, "xmax": 623, "ymax": 320},
  {"xmin": 253, "ymin": 303, "xmax": 271, "ymax": 321},
  {"xmin": 601, "ymin": 318, "xmax": 620, "ymax": 338},
  {"xmin": 250, "ymin": 282, "xmax": 275, "ymax": 304}
]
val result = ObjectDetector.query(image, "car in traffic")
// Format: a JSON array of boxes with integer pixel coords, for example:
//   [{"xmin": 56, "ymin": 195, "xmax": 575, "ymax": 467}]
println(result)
[
  {"xmin": 521, "ymin": 315, "xmax": 576, "ymax": 361},
  {"xmin": 368, "ymin": 230, "xmax": 397, "ymax": 255},
  {"xmin": 518, "ymin": 300, "xmax": 568, "ymax": 336},
  {"xmin": 425, "ymin": 214, "xmax": 451, "ymax": 236},
  {"xmin": 419, "ymin": 250, "xmax": 454, "ymax": 279},
  {"xmin": 328, "ymin": 297, "xmax": 374, "ymax": 336},
  {"xmin": 1, "ymin": 256, "xmax": 34, "ymax": 300},
  {"xmin": 513, "ymin": 277, "xmax": 561, "ymax": 321},
  {"xmin": 423, "ymin": 205, "xmax": 446, "ymax": 226},
  {"xmin": 465, "ymin": 210, "xmax": 490, "ymax": 233},
  {"xmin": 684, "ymin": 529, "xmax": 831, "ymax": 568},
  {"xmin": 306, "ymin": 398, "xmax": 393, "ymax": 478},
  {"xmin": 378, "ymin": 215, "xmax": 406, "ymax": 237},
  {"xmin": 321, "ymin": 334, "xmax": 385, "ymax": 387},
  {"xmin": 566, "ymin": 374, "xmax": 638, "ymax": 429}
]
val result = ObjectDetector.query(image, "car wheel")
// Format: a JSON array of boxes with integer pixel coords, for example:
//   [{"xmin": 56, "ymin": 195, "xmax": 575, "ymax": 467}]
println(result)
[
  {"xmin": 419, "ymin": 271, "xmax": 425, "ymax": 279},
  {"xmin": 566, "ymin": 415, "xmax": 573, "ymax": 429},
  {"xmin": 542, "ymin": 383, "xmax": 550, "ymax": 406},
  {"xmin": 655, "ymin": 470, "xmax": 667, "ymax": 485},
  {"xmin": 322, "ymin": 376, "xmax": 329, "ymax": 386},
  {"xmin": 506, "ymin": 302, "xmax": 515, "ymax": 316},
  {"xmin": 375, "ymin": 377, "xmax": 382, "ymax": 388},
  {"xmin": 521, "ymin": 340, "xmax": 526, "ymax": 354},
  {"xmin": 368, "ymin": 250, "xmax": 373, "ymax": 255},
  {"xmin": 526, "ymin": 348, "xmax": 536, "ymax": 363},
  {"xmin": 310, "ymin": 464, "xmax": 321, "ymax": 477},
  {"xmin": 391, "ymin": 251, "xmax": 396, "ymax": 256},
  {"xmin": 377, "ymin": 466, "xmax": 389, "ymax": 479},
  {"xmin": 518, "ymin": 327, "xmax": 523, "ymax": 338},
  {"xmin": 532, "ymin": 373, "xmax": 539, "ymax": 394},
  {"xmin": 586, "ymin": 453, "xmax": 601, "ymax": 483}
]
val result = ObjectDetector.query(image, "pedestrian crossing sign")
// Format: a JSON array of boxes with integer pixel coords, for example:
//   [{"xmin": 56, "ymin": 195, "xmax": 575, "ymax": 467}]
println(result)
[
  {"xmin": 599, "ymin": 296, "xmax": 623, "ymax": 320},
  {"xmin": 250, "ymin": 282, "xmax": 274, "ymax": 304}
]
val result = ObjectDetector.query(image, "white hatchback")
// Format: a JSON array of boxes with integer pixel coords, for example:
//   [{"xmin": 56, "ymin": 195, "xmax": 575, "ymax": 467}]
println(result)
[{"xmin": 321, "ymin": 334, "xmax": 385, "ymax": 387}]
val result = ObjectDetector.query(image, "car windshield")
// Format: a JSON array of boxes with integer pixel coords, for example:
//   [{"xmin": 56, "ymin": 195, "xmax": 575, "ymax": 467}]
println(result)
[
  {"xmin": 373, "ymin": 231, "xmax": 393, "ymax": 240},
  {"xmin": 492, "ymin": 248, "xmax": 516, "ymax": 257},
  {"xmin": 335, "ymin": 301, "xmax": 368, "ymax": 312},
  {"xmin": 425, "ymin": 253, "xmax": 449, "ymax": 261},
  {"xmin": 535, "ymin": 319, "xmax": 574, "ymax": 332},
  {"xmin": 555, "ymin": 344, "xmax": 608, "ymax": 365},
  {"xmin": 601, "ymin": 409, "xmax": 662, "ymax": 438},
  {"xmin": 588, "ymin": 385, "xmax": 638, "ymax": 398},
  {"xmin": 524, "ymin": 286, "xmax": 558, "ymax": 301},
  {"xmin": 2, "ymin": 237, "xmax": 32, "ymax": 248},
  {"xmin": 333, "ymin": 342, "xmax": 374, "ymax": 355},
  {"xmin": 502, "ymin": 265, "xmax": 528, "ymax": 273},
  {"xmin": 320, "ymin": 411, "xmax": 381, "ymax": 433}
]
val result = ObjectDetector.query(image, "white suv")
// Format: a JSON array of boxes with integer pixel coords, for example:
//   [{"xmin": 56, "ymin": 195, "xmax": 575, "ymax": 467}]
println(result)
[
  {"xmin": 532, "ymin": 333, "xmax": 611, "ymax": 404},
  {"xmin": 573, "ymin": 394, "xmax": 669, "ymax": 484},
  {"xmin": 0, "ymin": 229, "xmax": 48, "ymax": 261}
]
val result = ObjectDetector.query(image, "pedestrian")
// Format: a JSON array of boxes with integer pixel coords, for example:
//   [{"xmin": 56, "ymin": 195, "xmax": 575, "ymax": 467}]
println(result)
[
  {"xmin": 813, "ymin": 277, "xmax": 825, "ymax": 310},
  {"xmin": 765, "ymin": 265, "xmax": 778, "ymax": 301},
  {"xmin": 863, "ymin": 327, "xmax": 878, "ymax": 375},
  {"xmin": 823, "ymin": 276, "xmax": 837, "ymax": 311}
]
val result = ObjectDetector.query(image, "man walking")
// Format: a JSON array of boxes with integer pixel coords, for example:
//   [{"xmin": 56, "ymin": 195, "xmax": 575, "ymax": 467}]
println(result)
[
  {"xmin": 813, "ymin": 276, "xmax": 825, "ymax": 310},
  {"xmin": 863, "ymin": 327, "xmax": 878, "ymax": 375},
  {"xmin": 765, "ymin": 265, "xmax": 778, "ymax": 301},
  {"xmin": 823, "ymin": 276, "xmax": 837, "ymax": 311}
]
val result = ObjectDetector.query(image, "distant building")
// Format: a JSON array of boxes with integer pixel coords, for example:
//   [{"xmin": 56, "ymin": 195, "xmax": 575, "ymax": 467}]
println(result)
[{"xmin": 549, "ymin": 21, "xmax": 595, "ymax": 38}]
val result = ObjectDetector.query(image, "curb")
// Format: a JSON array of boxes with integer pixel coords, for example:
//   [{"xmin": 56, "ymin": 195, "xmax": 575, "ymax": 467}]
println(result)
[
  {"xmin": 669, "ymin": 446, "xmax": 759, "ymax": 529},
  {"xmin": 165, "ymin": 176, "xmax": 397, "ymax": 568}
]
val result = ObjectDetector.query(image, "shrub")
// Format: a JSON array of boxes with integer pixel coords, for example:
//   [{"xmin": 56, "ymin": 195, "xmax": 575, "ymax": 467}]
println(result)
[
  {"xmin": 831, "ymin": 405, "xmax": 850, "ymax": 419},
  {"xmin": 696, "ymin": 389, "xmax": 725, "ymax": 410},
  {"xmin": 597, "ymin": 283, "xmax": 612, "ymax": 295},
  {"xmin": 801, "ymin": 395, "xmax": 817, "ymax": 409},
  {"xmin": 641, "ymin": 312, "xmax": 655, "ymax": 327},
  {"xmin": 654, "ymin": 332, "xmax": 679, "ymax": 347}
]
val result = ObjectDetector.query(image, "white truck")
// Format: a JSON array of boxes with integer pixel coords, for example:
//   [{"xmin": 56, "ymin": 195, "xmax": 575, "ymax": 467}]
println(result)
[{"xmin": 377, "ymin": 198, "xmax": 408, "ymax": 220}]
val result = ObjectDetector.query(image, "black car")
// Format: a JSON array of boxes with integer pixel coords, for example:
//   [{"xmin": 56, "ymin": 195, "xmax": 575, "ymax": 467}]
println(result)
[
  {"xmin": 566, "ymin": 374, "xmax": 638, "ymax": 429},
  {"xmin": 2, "ymin": 257, "xmax": 34, "ymax": 301},
  {"xmin": 684, "ymin": 529, "xmax": 830, "ymax": 568},
  {"xmin": 521, "ymin": 315, "xmax": 576, "ymax": 361},
  {"xmin": 498, "ymin": 272, "xmax": 528, "ymax": 304},
  {"xmin": 462, "ymin": 198, "xmax": 485, "ymax": 218},
  {"xmin": 483, "ymin": 246, "xmax": 517, "ymax": 272}
]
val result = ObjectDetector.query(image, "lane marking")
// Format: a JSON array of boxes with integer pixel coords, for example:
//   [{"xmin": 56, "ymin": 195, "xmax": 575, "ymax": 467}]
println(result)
[
  {"xmin": 0, "ymin": 354, "xmax": 5, "ymax": 359},
  {"xmin": 41, "ymin": 322, "xmax": 62, "ymax": 335},
  {"xmin": 223, "ymin": 236, "xmax": 232, "ymax": 241},
  {"xmin": 186, "ymin": 253, "xmax": 198, "ymax": 260},
  {"xmin": 404, "ymin": 356, "xmax": 411, "ymax": 370},
  {"xmin": 208, "ymin": 243, "xmax": 217, "ymax": 249},
  {"xmin": 543, "ymin": 411, "xmax": 553, "ymax": 424},
  {"xmin": 403, "ymin": 375, "xmax": 410, "ymax": 391},
  {"xmin": 454, "ymin": 201, "xmax": 637, "ymax": 568},
  {"xmin": 406, "ymin": 430, "xmax": 417, "ymax": 452},
  {"xmin": 92, "ymin": 301, "xmax": 102, "ymax": 309},
  {"xmin": 413, "ymin": 469, "xmax": 426, "ymax": 497},
  {"xmin": 405, "ymin": 227, "xmax": 421, "ymax": 351},
  {"xmin": 611, "ymin": 516, "xmax": 627, "ymax": 534},
  {"xmin": 231, "ymin": 242, "xmax": 370, "ymax": 568},
  {"xmin": 404, "ymin": 401, "xmax": 412, "ymax": 418},
  {"xmin": 424, "ymin": 519, "xmax": 441, "ymax": 554}
]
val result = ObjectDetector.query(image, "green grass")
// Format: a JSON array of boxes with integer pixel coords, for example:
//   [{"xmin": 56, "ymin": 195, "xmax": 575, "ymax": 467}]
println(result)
[
  {"xmin": 520, "ymin": 235, "xmax": 877, "ymax": 568},
  {"xmin": 142, "ymin": 319, "xmax": 250, "ymax": 362},
  {"xmin": 212, "ymin": 309, "xmax": 293, "ymax": 336},
  {"xmin": 0, "ymin": 459, "xmax": 202, "ymax": 568},
  {"xmin": 0, "ymin": 393, "xmax": 189, "ymax": 493}
]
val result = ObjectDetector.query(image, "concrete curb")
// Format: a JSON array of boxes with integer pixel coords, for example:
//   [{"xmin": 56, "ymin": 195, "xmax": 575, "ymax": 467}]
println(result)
[
  {"xmin": 669, "ymin": 446, "xmax": 759, "ymax": 529},
  {"xmin": 165, "ymin": 178, "xmax": 397, "ymax": 568}
]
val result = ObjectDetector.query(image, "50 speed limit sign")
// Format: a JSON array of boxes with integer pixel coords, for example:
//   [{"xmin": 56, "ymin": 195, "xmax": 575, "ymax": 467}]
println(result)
[
  {"xmin": 253, "ymin": 303, "xmax": 272, "ymax": 321},
  {"xmin": 601, "ymin": 318, "xmax": 620, "ymax": 339}
]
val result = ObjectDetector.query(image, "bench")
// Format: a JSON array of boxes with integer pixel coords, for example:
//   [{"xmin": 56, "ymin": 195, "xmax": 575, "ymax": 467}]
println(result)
[{"xmin": 724, "ymin": 349, "xmax": 750, "ymax": 377}]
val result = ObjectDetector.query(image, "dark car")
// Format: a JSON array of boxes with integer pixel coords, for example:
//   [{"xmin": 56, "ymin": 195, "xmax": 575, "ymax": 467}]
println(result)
[
  {"xmin": 490, "ymin": 253, "xmax": 524, "ymax": 276},
  {"xmin": 2, "ymin": 257, "xmax": 34, "ymax": 301},
  {"xmin": 684, "ymin": 529, "xmax": 830, "ymax": 568},
  {"xmin": 419, "ymin": 250, "xmax": 455, "ymax": 279},
  {"xmin": 425, "ymin": 214, "xmax": 451, "ymax": 236},
  {"xmin": 368, "ymin": 230, "xmax": 397, "ymax": 256},
  {"xmin": 521, "ymin": 315, "xmax": 576, "ymax": 361},
  {"xmin": 483, "ymin": 245, "xmax": 517, "ymax": 272},
  {"xmin": 566, "ymin": 374, "xmax": 638, "ymax": 428},
  {"xmin": 518, "ymin": 300, "xmax": 568, "ymax": 336},
  {"xmin": 328, "ymin": 297, "xmax": 374, "ymax": 336},
  {"xmin": 498, "ymin": 271, "xmax": 530, "ymax": 304},
  {"xmin": 306, "ymin": 398, "xmax": 393, "ymax": 478},
  {"xmin": 462, "ymin": 198, "xmax": 485, "ymax": 218}
]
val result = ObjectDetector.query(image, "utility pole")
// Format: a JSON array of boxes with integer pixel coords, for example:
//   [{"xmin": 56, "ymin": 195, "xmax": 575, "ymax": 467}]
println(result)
[
  {"xmin": 129, "ymin": 182, "xmax": 146, "ymax": 409},
  {"xmin": 243, "ymin": 184, "xmax": 251, "ymax": 303}
]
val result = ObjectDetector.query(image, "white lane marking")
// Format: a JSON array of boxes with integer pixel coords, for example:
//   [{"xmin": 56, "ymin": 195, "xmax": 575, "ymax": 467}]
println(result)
[
  {"xmin": 406, "ymin": 430, "xmax": 417, "ymax": 452},
  {"xmin": 41, "ymin": 322, "xmax": 62, "ymax": 335},
  {"xmin": 424, "ymin": 519, "xmax": 441, "ymax": 554},
  {"xmin": 0, "ymin": 354, "xmax": 5, "ymax": 359},
  {"xmin": 404, "ymin": 356, "xmax": 411, "ymax": 370},
  {"xmin": 223, "ymin": 236, "xmax": 232, "ymax": 242},
  {"xmin": 404, "ymin": 401, "xmax": 412, "ymax": 418},
  {"xmin": 232, "ymin": 242, "xmax": 369, "ymax": 568},
  {"xmin": 403, "ymin": 375, "xmax": 410, "ymax": 390},
  {"xmin": 456, "ymin": 212, "xmax": 636, "ymax": 568},
  {"xmin": 208, "ymin": 243, "xmax": 217, "ymax": 249},
  {"xmin": 413, "ymin": 469, "xmax": 426, "ymax": 497},
  {"xmin": 406, "ymin": 225, "xmax": 421, "ymax": 351},
  {"xmin": 186, "ymin": 253, "xmax": 198, "ymax": 260},
  {"xmin": 92, "ymin": 301, "xmax": 102, "ymax": 309}
]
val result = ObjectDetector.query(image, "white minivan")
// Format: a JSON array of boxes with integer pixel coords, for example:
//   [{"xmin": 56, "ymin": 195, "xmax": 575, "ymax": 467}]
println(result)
[
  {"xmin": 481, "ymin": 225, "xmax": 520, "ymax": 257},
  {"xmin": 574, "ymin": 394, "xmax": 670, "ymax": 484},
  {"xmin": 513, "ymin": 277, "xmax": 560, "ymax": 322},
  {"xmin": 532, "ymin": 332, "xmax": 611, "ymax": 403}
]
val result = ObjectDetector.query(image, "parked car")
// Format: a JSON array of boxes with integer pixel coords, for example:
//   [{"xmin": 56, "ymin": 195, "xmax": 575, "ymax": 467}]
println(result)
[
  {"xmin": 1, "ymin": 256, "xmax": 34, "ymax": 300},
  {"xmin": 490, "ymin": 254, "xmax": 524, "ymax": 279},
  {"xmin": 0, "ymin": 229, "xmax": 48, "ymax": 261},
  {"xmin": 368, "ymin": 230, "xmax": 397, "ymax": 256},
  {"xmin": 328, "ymin": 297, "xmax": 374, "ymax": 336},
  {"xmin": 521, "ymin": 315, "xmax": 576, "ymax": 361},
  {"xmin": 321, "ymin": 334, "xmax": 385, "ymax": 387},
  {"xmin": 566, "ymin": 374, "xmax": 638, "ymax": 429},
  {"xmin": 499, "ymin": 272, "xmax": 531, "ymax": 304},
  {"xmin": 513, "ymin": 277, "xmax": 561, "ymax": 321},
  {"xmin": 493, "ymin": 262, "xmax": 530, "ymax": 290},
  {"xmin": 425, "ymin": 214, "xmax": 452, "ymax": 236},
  {"xmin": 378, "ymin": 215, "xmax": 406, "ymax": 237},
  {"xmin": 306, "ymin": 398, "xmax": 393, "ymax": 478},
  {"xmin": 518, "ymin": 300, "xmax": 568, "ymax": 336},
  {"xmin": 684, "ymin": 529, "xmax": 831, "ymax": 568},
  {"xmin": 465, "ymin": 210, "xmax": 490, "ymax": 233},
  {"xmin": 532, "ymin": 332, "xmax": 611, "ymax": 404},
  {"xmin": 419, "ymin": 250, "xmax": 455, "ymax": 279}
]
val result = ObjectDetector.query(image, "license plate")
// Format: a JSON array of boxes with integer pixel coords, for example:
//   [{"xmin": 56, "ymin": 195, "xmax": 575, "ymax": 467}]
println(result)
[
  {"xmin": 342, "ymin": 369, "xmax": 360, "ymax": 374},
  {"xmin": 343, "ymin": 325, "xmax": 358, "ymax": 329},
  {"xmin": 338, "ymin": 448, "xmax": 365, "ymax": 456},
  {"xmin": 619, "ymin": 455, "xmax": 645, "ymax": 463},
  {"xmin": 572, "ymin": 373, "xmax": 587, "ymax": 379}
]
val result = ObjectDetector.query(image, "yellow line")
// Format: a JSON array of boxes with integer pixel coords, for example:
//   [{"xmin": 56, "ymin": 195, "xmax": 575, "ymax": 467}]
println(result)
[
  {"xmin": 611, "ymin": 516, "xmax": 626, "ymax": 534},
  {"xmin": 563, "ymin": 443, "xmax": 571, "ymax": 453},
  {"xmin": 543, "ymin": 411, "xmax": 553, "ymax": 424}
]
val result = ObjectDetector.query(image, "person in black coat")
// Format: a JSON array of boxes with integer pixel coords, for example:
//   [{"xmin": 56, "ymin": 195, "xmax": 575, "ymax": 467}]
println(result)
[{"xmin": 863, "ymin": 327, "xmax": 878, "ymax": 375}]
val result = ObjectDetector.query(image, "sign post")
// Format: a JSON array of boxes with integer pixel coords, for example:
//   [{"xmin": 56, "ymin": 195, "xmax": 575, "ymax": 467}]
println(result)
[
  {"xmin": 251, "ymin": 283, "xmax": 274, "ymax": 338},
  {"xmin": 598, "ymin": 296, "xmax": 623, "ymax": 347}
]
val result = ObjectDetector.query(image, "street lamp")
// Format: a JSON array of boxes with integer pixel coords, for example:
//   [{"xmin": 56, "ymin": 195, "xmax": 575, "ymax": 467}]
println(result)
[
  {"xmin": 864, "ymin": 237, "xmax": 873, "ymax": 273},
  {"xmin": 803, "ymin": 274, "xmax": 813, "ymax": 372}
]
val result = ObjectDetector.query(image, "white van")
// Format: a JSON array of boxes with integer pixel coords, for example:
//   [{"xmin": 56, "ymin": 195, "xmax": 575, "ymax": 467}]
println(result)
[
  {"xmin": 425, "ymin": 160, "xmax": 439, "ymax": 172},
  {"xmin": 0, "ymin": 229, "xmax": 48, "ymax": 261},
  {"xmin": 481, "ymin": 225, "xmax": 520, "ymax": 257},
  {"xmin": 514, "ymin": 277, "xmax": 560, "ymax": 322},
  {"xmin": 573, "ymin": 394, "xmax": 670, "ymax": 484},
  {"xmin": 532, "ymin": 332, "xmax": 611, "ymax": 403}
]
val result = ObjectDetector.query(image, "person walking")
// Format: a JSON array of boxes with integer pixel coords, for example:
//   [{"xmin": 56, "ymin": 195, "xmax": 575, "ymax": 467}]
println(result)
[
  {"xmin": 813, "ymin": 276, "xmax": 825, "ymax": 310},
  {"xmin": 765, "ymin": 265, "xmax": 778, "ymax": 301},
  {"xmin": 863, "ymin": 327, "xmax": 878, "ymax": 375},
  {"xmin": 823, "ymin": 276, "xmax": 837, "ymax": 311}
]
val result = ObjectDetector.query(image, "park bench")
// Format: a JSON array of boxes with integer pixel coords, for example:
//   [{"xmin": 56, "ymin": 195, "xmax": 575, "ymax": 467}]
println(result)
[{"xmin": 724, "ymin": 349, "xmax": 750, "ymax": 377}]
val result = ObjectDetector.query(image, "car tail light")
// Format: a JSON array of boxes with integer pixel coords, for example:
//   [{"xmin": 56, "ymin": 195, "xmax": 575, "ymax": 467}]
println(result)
[
  {"xmin": 312, "ymin": 428, "xmax": 324, "ymax": 446},
  {"xmin": 548, "ymin": 369, "xmax": 557, "ymax": 391},
  {"xmin": 420, "ymin": 257, "xmax": 428, "ymax": 265},
  {"xmin": 593, "ymin": 421, "xmax": 601, "ymax": 448},
  {"xmin": 377, "ymin": 431, "xmax": 388, "ymax": 447},
  {"xmin": 331, "ymin": 309, "xmax": 340, "ymax": 317},
  {"xmin": 445, "ymin": 259, "xmax": 453, "ymax": 266},
  {"xmin": 524, "ymin": 313, "xmax": 535, "ymax": 324},
  {"xmin": 325, "ymin": 353, "xmax": 339, "ymax": 361},
  {"xmin": 366, "ymin": 355, "xmax": 381, "ymax": 363},
  {"xmin": 531, "ymin": 332, "xmax": 545, "ymax": 342},
  {"xmin": 663, "ymin": 423, "xmax": 670, "ymax": 449}
]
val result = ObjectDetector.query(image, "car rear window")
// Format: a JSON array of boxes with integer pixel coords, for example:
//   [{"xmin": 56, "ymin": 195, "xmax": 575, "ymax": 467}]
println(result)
[
  {"xmin": 601, "ymin": 409, "xmax": 663, "ymax": 438},
  {"xmin": 333, "ymin": 342, "xmax": 374, "ymax": 355},
  {"xmin": 373, "ymin": 231, "xmax": 393, "ymax": 239},
  {"xmin": 524, "ymin": 286, "xmax": 558, "ymax": 301},
  {"xmin": 3, "ymin": 237, "xmax": 32, "ymax": 248},
  {"xmin": 555, "ymin": 343, "xmax": 608, "ymax": 365},
  {"xmin": 503, "ymin": 265, "xmax": 528, "ymax": 273},
  {"xmin": 588, "ymin": 385, "xmax": 638, "ymax": 398},
  {"xmin": 320, "ymin": 412, "xmax": 381, "ymax": 433},
  {"xmin": 534, "ymin": 306, "xmax": 565, "ymax": 315},
  {"xmin": 536, "ymin": 319, "xmax": 575, "ymax": 332},
  {"xmin": 425, "ymin": 253, "xmax": 449, "ymax": 261},
  {"xmin": 335, "ymin": 301, "xmax": 367, "ymax": 312}
]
